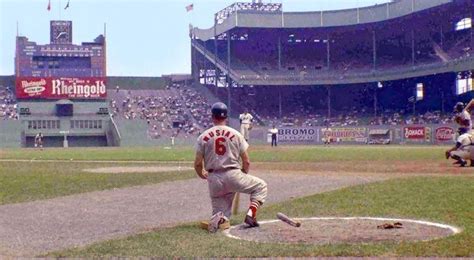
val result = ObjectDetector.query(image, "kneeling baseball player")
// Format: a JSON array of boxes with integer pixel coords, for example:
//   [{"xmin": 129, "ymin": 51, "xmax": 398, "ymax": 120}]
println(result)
[
  {"xmin": 194, "ymin": 102, "xmax": 267, "ymax": 232},
  {"xmin": 445, "ymin": 128, "xmax": 474, "ymax": 167}
]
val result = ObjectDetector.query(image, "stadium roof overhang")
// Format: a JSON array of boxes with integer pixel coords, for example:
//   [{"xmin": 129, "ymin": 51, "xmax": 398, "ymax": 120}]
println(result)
[{"xmin": 191, "ymin": 0, "xmax": 455, "ymax": 41}]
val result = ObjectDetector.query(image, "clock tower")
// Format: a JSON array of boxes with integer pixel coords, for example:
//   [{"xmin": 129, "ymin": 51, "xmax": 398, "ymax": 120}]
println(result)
[{"xmin": 50, "ymin": 20, "xmax": 72, "ymax": 44}]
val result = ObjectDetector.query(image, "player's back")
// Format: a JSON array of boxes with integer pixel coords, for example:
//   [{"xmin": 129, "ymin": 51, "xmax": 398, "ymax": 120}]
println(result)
[{"xmin": 197, "ymin": 125, "xmax": 248, "ymax": 172}]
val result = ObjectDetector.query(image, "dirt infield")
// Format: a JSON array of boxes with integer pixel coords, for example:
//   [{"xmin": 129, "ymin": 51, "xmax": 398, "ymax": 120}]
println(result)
[
  {"xmin": 0, "ymin": 170, "xmax": 384, "ymax": 256},
  {"xmin": 83, "ymin": 166, "xmax": 193, "ymax": 174},
  {"xmin": 226, "ymin": 217, "xmax": 460, "ymax": 244}
]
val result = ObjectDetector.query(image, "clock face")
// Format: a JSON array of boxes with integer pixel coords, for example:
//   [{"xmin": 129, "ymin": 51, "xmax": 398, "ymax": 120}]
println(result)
[{"xmin": 51, "ymin": 21, "xmax": 72, "ymax": 44}]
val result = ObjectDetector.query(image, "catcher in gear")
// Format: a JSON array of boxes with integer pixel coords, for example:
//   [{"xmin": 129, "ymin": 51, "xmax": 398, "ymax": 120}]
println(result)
[
  {"xmin": 445, "ymin": 128, "xmax": 474, "ymax": 167},
  {"xmin": 195, "ymin": 102, "xmax": 267, "ymax": 232}
]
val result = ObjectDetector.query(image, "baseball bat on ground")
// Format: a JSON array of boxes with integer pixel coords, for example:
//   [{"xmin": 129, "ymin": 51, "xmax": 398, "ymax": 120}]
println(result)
[
  {"xmin": 277, "ymin": 212, "xmax": 301, "ymax": 227},
  {"xmin": 232, "ymin": 192, "xmax": 240, "ymax": 215}
]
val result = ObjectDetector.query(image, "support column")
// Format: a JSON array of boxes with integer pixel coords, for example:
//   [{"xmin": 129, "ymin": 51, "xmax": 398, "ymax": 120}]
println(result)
[
  {"xmin": 411, "ymin": 29, "xmax": 415, "ymax": 66},
  {"xmin": 227, "ymin": 34, "xmax": 231, "ymax": 70},
  {"xmin": 227, "ymin": 35, "xmax": 232, "ymax": 118},
  {"xmin": 227, "ymin": 78, "xmax": 232, "ymax": 119},
  {"xmin": 372, "ymin": 30, "xmax": 377, "ymax": 70},
  {"xmin": 327, "ymin": 86, "xmax": 331, "ymax": 119},
  {"xmin": 374, "ymin": 85, "xmax": 377, "ymax": 117},
  {"xmin": 441, "ymin": 87, "xmax": 445, "ymax": 114},
  {"xmin": 326, "ymin": 34, "xmax": 331, "ymax": 69},
  {"xmin": 214, "ymin": 14, "xmax": 218, "ymax": 88},
  {"xmin": 279, "ymin": 88, "xmax": 282, "ymax": 119},
  {"xmin": 471, "ymin": 0, "xmax": 474, "ymax": 50},
  {"xmin": 278, "ymin": 35, "xmax": 282, "ymax": 70}
]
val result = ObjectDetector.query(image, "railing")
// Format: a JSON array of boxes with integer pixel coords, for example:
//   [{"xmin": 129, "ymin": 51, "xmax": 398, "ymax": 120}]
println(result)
[
  {"xmin": 194, "ymin": 39, "xmax": 474, "ymax": 85},
  {"xmin": 108, "ymin": 114, "xmax": 121, "ymax": 146}
]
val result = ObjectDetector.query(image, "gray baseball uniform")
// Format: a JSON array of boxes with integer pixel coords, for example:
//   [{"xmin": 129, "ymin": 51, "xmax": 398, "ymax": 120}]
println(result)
[
  {"xmin": 450, "ymin": 133, "xmax": 474, "ymax": 160},
  {"xmin": 196, "ymin": 125, "xmax": 267, "ymax": 218},
  {"xmin": 239, "ymin": 113, "xmax": 253, "ymax": 141}
]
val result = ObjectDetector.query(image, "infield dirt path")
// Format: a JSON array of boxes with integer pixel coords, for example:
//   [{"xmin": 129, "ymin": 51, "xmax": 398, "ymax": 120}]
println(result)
[{"xmin": 0, "ymin": 170, "xmax": 386, "ymax": 256}]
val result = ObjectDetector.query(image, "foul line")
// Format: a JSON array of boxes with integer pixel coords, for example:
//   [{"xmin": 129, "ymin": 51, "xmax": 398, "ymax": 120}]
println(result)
[{"xmin": 223, "ymin": 216, "xmax": 462, "ymax": 241}]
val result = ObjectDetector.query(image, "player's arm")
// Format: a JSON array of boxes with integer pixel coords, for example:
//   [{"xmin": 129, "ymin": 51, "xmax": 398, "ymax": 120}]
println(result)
[
  {"xmin": 241, "ymin": 150, "xmax": 250, "ymax": 174},
  {"xmin": 194, "ymin": 151, "xmax": 208, "ymax": 179},
  {"xmin": 445, "ymin": 142, "xmax": 461, "ymax": 159}
]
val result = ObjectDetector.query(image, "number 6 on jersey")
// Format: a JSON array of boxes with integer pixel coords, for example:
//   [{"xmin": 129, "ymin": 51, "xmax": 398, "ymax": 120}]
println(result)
[{"xmin": 215, "ymin": 137, "xmax": 227, "ymax": 155}]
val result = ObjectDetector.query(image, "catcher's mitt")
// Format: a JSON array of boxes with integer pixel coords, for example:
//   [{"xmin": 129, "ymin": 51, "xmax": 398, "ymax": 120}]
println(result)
[
  {"xmin": 445, "ymin": 151, "xmax": 451, "ymax": 159},
  {"xmin": 248, "ymin": 125, "xmax": 253, "ymax": 130}
]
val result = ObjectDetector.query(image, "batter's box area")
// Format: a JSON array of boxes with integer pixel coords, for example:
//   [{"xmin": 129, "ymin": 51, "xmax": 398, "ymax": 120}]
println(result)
[{"xmin": 224, "ymin": 217, "xmax": 461, "ymax": 245}]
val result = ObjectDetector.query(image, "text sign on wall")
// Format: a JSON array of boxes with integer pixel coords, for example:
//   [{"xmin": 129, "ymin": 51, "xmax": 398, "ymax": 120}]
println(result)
[
  {"xmin": 321, "ymin": 127, "xmax": 367, "ymax": 142},
  {"xmin": 403, "ymin": 126, "xmax": 431, "ymax": 142},
  {"xmin": 277, "ymin": 128, "xmax": 318, "ymax": 143},
  {"xmin": 16, "ymin": 77, "xmax": 107, "ymax": 99},
  {"xmin": 403, "ymin": 126, "xmax": 426, "ymax": 139},
  {"xmin": 435, "ymin": 126, "xmax": 455, "ymax": 142}
]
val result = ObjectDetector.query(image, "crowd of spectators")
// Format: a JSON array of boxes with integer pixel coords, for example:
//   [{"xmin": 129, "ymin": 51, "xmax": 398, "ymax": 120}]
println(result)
[
  {"xmin": 259, "ymin": 109, "xmax": 454, "ymax": 128},
  {"xmin": 109, "ymin": 83, "xmax": 213, "ymax": 139},
  {"xmin": 0, "ymin": 86, "xmax": 18, "ymax": 120}
]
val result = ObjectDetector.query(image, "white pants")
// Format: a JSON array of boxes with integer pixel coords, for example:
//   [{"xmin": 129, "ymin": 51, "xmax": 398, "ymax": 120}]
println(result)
[
  {"xmin": 240, "ymin": 124, "xmax": 250, "ymax": 141},
  {"xmin": 207, "ymin": 169, "xmax": 267, "ymax": 219},
  {"xmin": 451, "ymin": 147, "xmax": 474, "ymax": 160}
]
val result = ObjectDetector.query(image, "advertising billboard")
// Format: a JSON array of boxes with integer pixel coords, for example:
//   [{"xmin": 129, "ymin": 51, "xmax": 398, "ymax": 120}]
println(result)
[
  {"xmin": 16, "ymin": 77, "xmax": 107, "ymax": 99},
  {"xmin": 277, "ymin": 128, "xmax": 318, "ymax": 143}
]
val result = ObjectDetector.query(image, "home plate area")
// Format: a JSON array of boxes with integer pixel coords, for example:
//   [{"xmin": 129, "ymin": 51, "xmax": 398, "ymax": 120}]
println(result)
[{"xmin": 225, "ymin": 217, "xmax": 460, "ymax": 245}]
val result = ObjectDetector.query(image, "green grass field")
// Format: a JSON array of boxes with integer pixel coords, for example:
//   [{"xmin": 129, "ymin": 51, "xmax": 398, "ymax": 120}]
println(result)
[
  {"xmin": 0, "ymin": 161, "xmax": 195, "ymax": 205},
  {"xmin": 0, "ymin": 145, "xmax": 447, "ymax": 162},
  {"xmin": 1, "ymin": 145, "xmax": 472, "ymax": 257},
  {"xmin": 50, "ymin": 177, "xmax": 474, "ymax": 258}
]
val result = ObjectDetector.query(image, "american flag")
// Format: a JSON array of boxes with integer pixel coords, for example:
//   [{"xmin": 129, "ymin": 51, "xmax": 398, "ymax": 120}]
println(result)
[{"xmin": 186, "ymin": 3, "xmax": 194, "ymax": 12}]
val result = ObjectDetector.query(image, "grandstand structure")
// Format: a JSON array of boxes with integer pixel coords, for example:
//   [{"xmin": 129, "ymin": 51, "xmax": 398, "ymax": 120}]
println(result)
[
  {"xmin": 190, "ymin": 0, "xmax": 474, "ymax": 124},
  {"xmin": 11, "ymin": 20, "xmax": 118, "ymax": 147}
]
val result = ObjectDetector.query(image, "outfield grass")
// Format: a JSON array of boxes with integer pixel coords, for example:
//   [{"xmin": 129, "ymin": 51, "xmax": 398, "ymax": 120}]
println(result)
[
  {"xmin": 0, "ymin": 161, "xmax": 194, "ymax": 205},
  {"xmin": 0, "ymin": 145, "xmax": 448, "ymax": 162},
  {"xmin": 0, "ymin": 145, "xmax": 457, "ymax": 205},
  {"xmin": 50, "ymin": 176, "xmax": 474, "ymax": 257}
]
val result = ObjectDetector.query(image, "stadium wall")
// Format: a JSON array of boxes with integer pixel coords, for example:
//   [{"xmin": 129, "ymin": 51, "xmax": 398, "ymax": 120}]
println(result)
[
  {"xmin": 114, "ymin": 119, "xmax": 196, "ymax": 147},
  {"xmin": 0, "ymin": 121, "xmax": 22, "ymax": 148},
  {"xmin": 250, "ymin": 124, "xmax": 458, "ymax": 145}
]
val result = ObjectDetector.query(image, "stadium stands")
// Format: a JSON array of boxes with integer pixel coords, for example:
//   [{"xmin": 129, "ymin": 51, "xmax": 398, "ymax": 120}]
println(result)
[
  {"xmin": 189, "ymin": 0, "xmax": 472, "ymax": 131},
  {"xmin": 108, "ymin": 83, "xmax": 213, "ymax": 139},
  {"xmin": 0, "ymin": 85, "xmax": 18, "ymax": 120}
]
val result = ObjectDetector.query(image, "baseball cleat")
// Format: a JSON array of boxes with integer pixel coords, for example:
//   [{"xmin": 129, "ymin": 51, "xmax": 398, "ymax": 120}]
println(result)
[
  {"xmin": 456, "ymin": 159, "xmax": 468, "ymax": 167},
  {"xmin": 208, "ymin": 211, "xmax": 225, "ymax": 233},
  {"xmin": 244, "ymin": 215, "xmax": 259, "ymax": 228}
]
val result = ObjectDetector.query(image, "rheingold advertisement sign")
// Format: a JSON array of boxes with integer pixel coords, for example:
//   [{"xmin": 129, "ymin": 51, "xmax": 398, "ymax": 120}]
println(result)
[{"xmin": 16, "ymin": 77, "xmax": 107, "ymax": 99}]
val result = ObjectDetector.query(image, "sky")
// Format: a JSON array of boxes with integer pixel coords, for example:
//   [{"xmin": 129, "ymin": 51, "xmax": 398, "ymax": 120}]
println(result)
[{"xmin": 0, "ymin": 0, "xmax": 388, "ymax": 76}]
